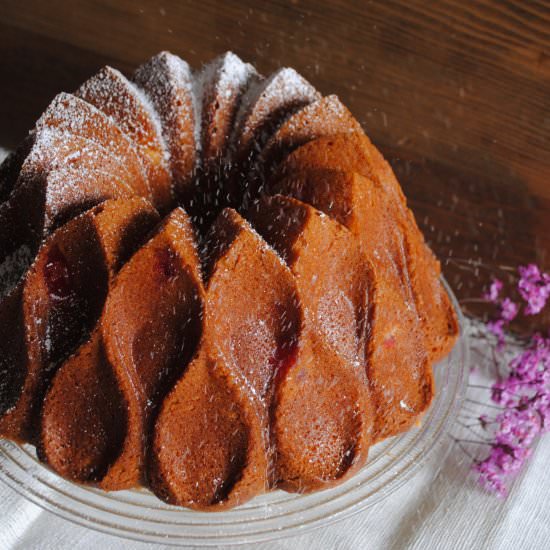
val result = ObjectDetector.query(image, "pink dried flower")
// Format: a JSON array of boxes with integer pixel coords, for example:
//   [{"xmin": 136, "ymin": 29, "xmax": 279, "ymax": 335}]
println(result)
[
  {"xmin": 484, "ymin": 278, "xmax": 504, "ymax": 303},
  {"xmin": 487, "ymin": 319, "xmax": 505, "ymax": 343},
  {"xmin": 508, "ymin": 334, "xmax": 550, "ymax": 385},
  {"xmin": 474, "ymin": 462, "xmax": 507, "ymax": 498},
  {"xmin": 537, "ymin": 400, "xmax": 550, "ymax": 431},
  {"xmin": 495, "ymin": 409, "xmax": 540, "ymax": 447},
  {"xmin": 474, "ymin": 442, "xmax": 533, "ymax": 498},
  {"xmin": 518, "ymin": 264, "xmax": 550, "ymax": 315},
  {"xmin": 500, "ymin": 298, "xmax": 519, "ymax": 322},
  {"xmin": 491, "ymin": 380, "xmax": 517, "ymax": 407},
  {"xmin": 484, "ymin": 286, "xmax": 518, "ymax": 349}
]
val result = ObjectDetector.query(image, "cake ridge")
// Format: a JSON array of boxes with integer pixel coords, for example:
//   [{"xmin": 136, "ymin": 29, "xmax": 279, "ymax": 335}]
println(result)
[
  {"xmin": 196, "ymin": 51, "xmax": 259, "ymax": 164},
  {"xmin": 76, "ymin": 66, "xmax": 172, "ymax": 211},
  {"xmin": 133, "ymin": 51, "xmax": 199, "ymax": 203},
  {"xmin": 150, "ymin": 207, "xmax": 301, "ymax": 508},
  {"xmin": 35, "ymin": 92, "xmax": 151, "ymax": 199},
  {"xmin": 247, "ymin": 193, "xmax": 374, "ymax": 490}
]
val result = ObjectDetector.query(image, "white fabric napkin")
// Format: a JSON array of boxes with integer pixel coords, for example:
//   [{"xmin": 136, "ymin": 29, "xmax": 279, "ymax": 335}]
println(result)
[{"xmin": 1, "ymin": 147, "xmax": 548, "ymax": 549}]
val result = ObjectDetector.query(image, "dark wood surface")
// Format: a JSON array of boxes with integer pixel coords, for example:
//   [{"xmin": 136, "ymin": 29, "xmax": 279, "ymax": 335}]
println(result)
[{"xmin": 1, "ymin": 0, "xmax": 549, "ymax": 324}]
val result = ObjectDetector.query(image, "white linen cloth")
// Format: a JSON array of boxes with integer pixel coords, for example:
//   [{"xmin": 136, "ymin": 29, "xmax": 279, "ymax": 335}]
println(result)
[{"xmin": 1, "ymin": 147, "xmax": 549, "ymax": 550}]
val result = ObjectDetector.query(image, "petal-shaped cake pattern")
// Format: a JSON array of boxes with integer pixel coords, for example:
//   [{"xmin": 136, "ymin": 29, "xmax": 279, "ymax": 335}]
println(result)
[
  {"xmin": 150, "ymin": 209, "xmax": 300, "ymax": 508},
  {"xmin": 0, "ymin": 198, "xmax": 159, "ymax": 440},
  {"xmin": 40, "ymin": 208, "xmax": 203, "ymax": 488},
  {"xmin": 0, "ymin": 129, "xmax": 144, "ymax": 299},
  {"xmin": 248, "ymin": 195, "xmax": 374, "ymax": 490}
]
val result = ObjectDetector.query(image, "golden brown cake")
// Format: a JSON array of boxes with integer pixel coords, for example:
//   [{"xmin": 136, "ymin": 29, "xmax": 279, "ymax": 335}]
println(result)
[{"xmin": 0, "ymin": 51, "xmax": 458, "ymax": 510}]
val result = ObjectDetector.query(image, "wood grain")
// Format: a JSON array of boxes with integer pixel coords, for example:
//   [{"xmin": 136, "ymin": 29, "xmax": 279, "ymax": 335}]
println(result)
[{"xmin": 0, "ymin": 0, "xmax": 549, "ymax": 324}]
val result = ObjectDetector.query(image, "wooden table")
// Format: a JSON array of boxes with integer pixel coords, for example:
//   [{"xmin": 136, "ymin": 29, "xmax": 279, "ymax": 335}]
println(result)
[{"xmin": 1, "ymin": 0, "xmax": 549, "ymax": 324}]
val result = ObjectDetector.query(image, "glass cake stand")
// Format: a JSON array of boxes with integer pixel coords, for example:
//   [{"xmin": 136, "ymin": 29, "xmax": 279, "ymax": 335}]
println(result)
[{"xmin": 0, "ymin": 278, "xmax": 469, "ymax": 546}]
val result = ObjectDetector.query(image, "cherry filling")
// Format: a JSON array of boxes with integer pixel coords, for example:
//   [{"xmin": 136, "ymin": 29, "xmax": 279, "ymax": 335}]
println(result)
[
  {"xmin": 383, "ymin": 335, "xmax": 396, "ymax": 349},
  {"xmin": 271, "ymin": 338, "xmax": 299, "ymax": 388},
  {"xmin": 43, "ymin": 245, "xmax": 72, "ymax": 301},
  {"xmin": 41, "ymin": 244, "xmax": 92, "ymax": 381},
  {"xmin": 154, "ymin": 247, "xmax": 179, "ymax": 282}
]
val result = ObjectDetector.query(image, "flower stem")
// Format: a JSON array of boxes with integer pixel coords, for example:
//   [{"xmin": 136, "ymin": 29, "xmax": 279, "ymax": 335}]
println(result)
[{"xmin": 466, "ymin": 398, "xmax": 503, "ymax": 410}]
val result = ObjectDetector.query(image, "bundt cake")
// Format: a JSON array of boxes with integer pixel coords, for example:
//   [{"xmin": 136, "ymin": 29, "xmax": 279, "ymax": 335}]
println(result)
[{"xmin": 0, "ymin": 51, "xmax": 458, "ymax": 510}]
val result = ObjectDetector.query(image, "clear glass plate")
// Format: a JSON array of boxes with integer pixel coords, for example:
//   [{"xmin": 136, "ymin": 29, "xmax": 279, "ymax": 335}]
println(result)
[{"xmin": 0, "ymin": 278, "xmax": 468, "ymax": 546}]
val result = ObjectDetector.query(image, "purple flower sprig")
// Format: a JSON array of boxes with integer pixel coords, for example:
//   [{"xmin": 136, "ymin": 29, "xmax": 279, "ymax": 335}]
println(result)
[
  {"xmin": 518, "ymin": 264, "xmax": 550, "ymax": 315},
  {"xmin": 469, "ymin": 264, "xmax": 550, "ymax": 497},
  {"xmin": 483, "ymin": 279, "xmax": 519, "ymax": 349}
]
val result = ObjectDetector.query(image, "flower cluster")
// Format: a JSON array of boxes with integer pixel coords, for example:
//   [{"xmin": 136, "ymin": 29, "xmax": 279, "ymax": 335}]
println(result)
[
  {"xmin": 471, "ymin": 264, "xmax": 550, "ymax": 497},
  {"xmin": 518, "ymin": 264, "xmax": 550, "ymax": 315},
  {"xmin": 484, "ymin": 279, "xmax": 519, "ymax": 349}
]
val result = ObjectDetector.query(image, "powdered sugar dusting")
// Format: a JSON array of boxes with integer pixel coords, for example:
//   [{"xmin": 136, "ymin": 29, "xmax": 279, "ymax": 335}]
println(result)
[
  {"xmin": 135, "ymin": 52, "xmax": 196, "ymax": 145},
  {"xmin": 134, "ymin": 52, "xmax": 198, "ymax": 191},
  {"xmin": 232, "ymin": 67, "xmax": 321, "ymax": 158},
  {"xmin": 22, "ymin": 128, "xmax": 138, "ymax": 195},
  {"xmin": 133, "ymin": 83, "xmax": 169, "ymax": 161},
  {"xmin": 11, "ymin": 127, "xmax": 138, "ymax": 236},
  {"xmin": 195, "ymin": 52, "xmax": 244, "ymax": 104},
  {"xmin": 77, "ymin": 67, "xmax": 160, "ymax": 150},
  {"xmin": 260, "ymin": 94, "xmax": 360, "ymax": 168},
  {"xmin": 279, "ymin": 95, "xmax": 356, "ymax": 136},
  {"xmin": 76, "ymin": 67, "xmax": 170, "ymax": 205},
  {"xmin": 214, "ymin": 52, "xmax": 259, "ymax": 121},
  {"xmin": 197, "ymin": 52, "xmax": 260, "ymax": 161},
  {"xmin": 44, "ymin": 163, "xmax": 134, "ymax": 225},
  {"xmin": 37, "ymin": 93, "xmax": 134, "ymax": 161},
  {"xmin": 36, "ymin": 93, "xmax": 149, "ymax": 196}
]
